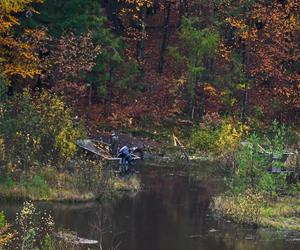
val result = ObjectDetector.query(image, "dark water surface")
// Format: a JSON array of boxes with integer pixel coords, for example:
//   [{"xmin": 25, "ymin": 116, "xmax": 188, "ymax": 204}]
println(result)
[{"xmin": 1, "ymin": 165, "xmax": 300, "ymax": 250}]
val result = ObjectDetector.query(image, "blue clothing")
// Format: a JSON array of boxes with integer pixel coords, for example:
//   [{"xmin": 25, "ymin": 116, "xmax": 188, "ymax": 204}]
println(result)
[
  {"xmin": 119, "ymin": 146, "xmax": 133, "ymax": 165},
  {"xmin": 119, "ymin": 145, "xmax": 130, "ymax": 155}
]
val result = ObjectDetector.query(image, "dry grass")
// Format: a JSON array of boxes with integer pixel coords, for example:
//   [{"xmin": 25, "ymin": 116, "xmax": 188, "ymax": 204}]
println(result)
[{"xmin": 213, "ymin": 194, "xmax": 300, "ymax": 231}]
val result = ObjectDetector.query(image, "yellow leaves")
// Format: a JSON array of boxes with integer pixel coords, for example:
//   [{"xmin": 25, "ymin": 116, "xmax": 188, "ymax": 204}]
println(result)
[
  {"xmin": 0, "ymin": 0, "xmax": 44, "ymax": 82},
  {"xmin": 118, "ymin": 0, "xmax": 153, "ymax": 41},
  {"xmin": 283, "ymin": 15, "xmax": 299, "ymax": 33},
  {"xmin": 3, "ymin": 64, "xmax": 41, "ymax": 78},
  {"xmin": 213, "ymin": 189, "xmax": 264, "ymax": 225},
  {"xmin": 121, "ymin": 0, "xmax": 153, "ymax": 9},
  {"xmin": 216, "ymin": 119, "xmax": 249, "ymax": 153},
  {"xmin": 226, "ymin": 17, "xmax": 247, "ymax": 30},
  {"xmin": 177, "ymin": 76, "xmax": 187, "ymax": 87},
  {"xmin": 34, "ymin": 92, "xmax": 82, "ymax": 160},
  {"xmin": 0, "ymin": 0, "xmax": 43, "ymax": 14},
  {"xmin": 225, "ymin": 17, "xmax": 253, "ymax": 40}
]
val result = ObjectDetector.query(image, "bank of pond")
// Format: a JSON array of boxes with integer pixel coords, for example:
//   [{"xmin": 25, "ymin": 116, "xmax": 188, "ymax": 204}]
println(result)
[{"xmin": 0, "ymin": 163, "xmax": 300, "ymax": 250}]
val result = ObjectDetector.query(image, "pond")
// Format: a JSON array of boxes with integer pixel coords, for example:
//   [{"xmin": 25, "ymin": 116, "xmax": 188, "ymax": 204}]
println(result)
[{"xmin": 1, "ymin": 164, "xmax": 300, "ymax": 250}]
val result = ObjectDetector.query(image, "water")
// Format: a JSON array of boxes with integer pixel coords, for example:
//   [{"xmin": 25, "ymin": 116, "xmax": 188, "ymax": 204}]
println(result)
[{"xmin": 1, "ymin": 165, "xmax": 300, "ymax": 250}]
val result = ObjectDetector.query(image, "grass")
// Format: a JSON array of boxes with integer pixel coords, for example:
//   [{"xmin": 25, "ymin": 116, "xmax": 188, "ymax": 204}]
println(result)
[
  {"xmin": 112, "ymin": 175, "xmax": 141, "ymax": 192},
  {"xmin": 261, "ymin": 197, "xmax": 300, "ymax": 231},
  {"xmin": 0, "ymin": 164, "xmax": 142, "ymax": 201},
  {"xmin": 213, "ymin": 194, "xmax": 300, "ymax": 231},
  {"xmin": 0, "ymin": 185, "xmax": 95, "ymax": 201}
]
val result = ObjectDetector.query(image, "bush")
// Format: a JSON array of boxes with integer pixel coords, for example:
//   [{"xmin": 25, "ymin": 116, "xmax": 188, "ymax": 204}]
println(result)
[
  {"xmin": 14, "ymin": 201, "xmax": 54, "ymax": 249},
  {"xmin": 230, "ymin": 122, "xmax": 297, "ymax": 196},
  {"xmin": 0, "ymin": 211, "xmax": 14, "ymax": 249},
  {"xmin": 215, "ymin": 119, "xmax": 248, "ymax": 153},
  {"xmin": 0, "ymin": 212, "xmax": 6, "ymax": 228},
  {"xmin": 0, "ymin": 89, "xmax": 85, "ymax": 168},
  {"xmin": 190, "ymin": 128, "xmax": 218, "ymax": 151},
  {"xmin": 213, "ymin": 189, "xmax": 264, "ymax": 225},
  {"xmin": 190, "ymin": 116, "xmax": 248, "ymax": 154}
]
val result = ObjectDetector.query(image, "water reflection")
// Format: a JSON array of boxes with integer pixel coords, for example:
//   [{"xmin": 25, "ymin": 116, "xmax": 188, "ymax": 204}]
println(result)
[{"xmin": 0, "ymin": 166, "xmax": 300, "ymax": 250}]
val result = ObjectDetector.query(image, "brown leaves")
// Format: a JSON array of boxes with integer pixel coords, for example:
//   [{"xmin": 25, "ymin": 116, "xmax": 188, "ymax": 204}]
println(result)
[
  {"xmin": 54, "ymin": 31, "xmax": 102, "ymax": 80},
  {"xmin": 0, "ymin": 224, "xmax": 14, "ymax": 249}
]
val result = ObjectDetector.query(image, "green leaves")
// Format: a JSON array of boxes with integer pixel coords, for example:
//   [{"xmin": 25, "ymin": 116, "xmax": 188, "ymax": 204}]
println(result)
[
  {"xmin": 0, "ymin": 89, "xmax": 85, "ymax": 167},
  {"xmin": 0, "ymin": 212, "xmax": 6, "ymax": 228},
  {"xmin": 179, "ymin": 17, "xmax": 219, "ymax": 61}
]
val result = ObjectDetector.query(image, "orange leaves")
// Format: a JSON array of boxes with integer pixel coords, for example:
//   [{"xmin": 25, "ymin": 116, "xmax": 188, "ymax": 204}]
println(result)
[
  {"xmin": 54, "ymin": 31, "xmax": 102, "ymax": 79},
  {"xmin": 0, "ymin": 223, "xmax": 14, "ymax": 249},
  {"xmin": 226, "ymin": 0, "xmax": 299, "ymax": 113},
  {"xmin": 0, "ymin": 0, "xmax": 45, "ymax": 83},
  {"xmin": 249, "ymin": 0, "xmax": 300, "ymax": 86},
  {"xmin": 217, "ymin": 40, "xmax": 231, "ymax": 62},
  {"xmin": 204, "ymin": 83, "xmax": 218, "ymax": 97},
  {"xmin": 226, "ymin": 17, "xmax": 247, "ymax": 30}
]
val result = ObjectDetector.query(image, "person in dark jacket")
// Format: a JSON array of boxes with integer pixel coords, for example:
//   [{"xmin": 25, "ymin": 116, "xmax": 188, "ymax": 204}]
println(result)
[{"xmin": 110, "ymin": 131, "xmax": 119, "ymax": 157}]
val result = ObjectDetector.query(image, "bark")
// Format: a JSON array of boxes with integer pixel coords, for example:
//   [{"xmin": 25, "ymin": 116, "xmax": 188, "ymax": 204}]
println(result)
[
  {"xmin": 241, "ymin": 20, "xmax": 253, "ymax": 122},
  {"xmin": 106, "ymin": 67, "xmax": 113, "ymax": 118},
  {"xmin": 137, "ymin": 1, "xmax": 147, "ymax": 81},
  {"xmin": 158, "ymin": 0, "xmax": 173, "ymax": 74}
]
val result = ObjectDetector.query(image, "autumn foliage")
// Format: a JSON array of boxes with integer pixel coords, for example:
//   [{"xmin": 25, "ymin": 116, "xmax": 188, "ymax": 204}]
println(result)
[
  {"xmin": 0, "ymin": 0, "xmax": 44, "ymax": 83},
  {"xmin": 0, "ymin": 0, "xmax": 299, "ymax": 126}
]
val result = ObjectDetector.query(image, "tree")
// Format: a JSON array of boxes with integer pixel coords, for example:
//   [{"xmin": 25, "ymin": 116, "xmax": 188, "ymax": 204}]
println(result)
[
  {"xmin": 170, "ymin": 17, "xmax": 219, "ymax": 119},
  {"xmin": 221, "ymin": 0, "xmax": 299, "ymax": 120},
  {"xmin": 0, "ymin": 0, "xmax": 44, "ymax": 87},
  {"xmin": 50, "ymin": 31, "xmax": 102, "ymax": 106},
  {"xmin": 22, "ymin": 0, "xmax": 126, "ymax": 113}
]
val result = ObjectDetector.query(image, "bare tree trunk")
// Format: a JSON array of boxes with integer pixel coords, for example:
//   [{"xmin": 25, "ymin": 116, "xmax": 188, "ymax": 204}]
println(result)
[
  {"xmin": 179, "ymin": 0, "xmax": 188, "ymax": 18},
  {"xmin": 106, "ymin": 67, "xmax": 113, "ymax": 117},
  {"xmin": 198, "ymin": 81, "xmax": 205, "ymax": 118},
  {"xmin": 241, "ymin": 21, "xmax": 253, "ymax": 122},
  {"xmin": 88, "ymin": 83, "xmax": 92, "ymax": 106},
  {"xmin": 190, "ymin": 74, "xmax": 197, "ymax": 120},
  {"xmin": 137, "ymin": 1, "xmax": 147, "ymax": 81},
  {"xmin": 158, "ymin": 0, "xmax": 173, "ymax": 74}
]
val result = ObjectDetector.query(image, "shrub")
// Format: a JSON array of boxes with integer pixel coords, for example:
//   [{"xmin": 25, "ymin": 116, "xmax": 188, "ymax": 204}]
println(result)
[
  {"xmin": 215, "ymin": 119, "xmax": 249, "ymax": 154},
  {"xmin": 230, "ymin": 133, "xmax": 268, "ymax": 192},
  {"xmin": 213, "ymin": 189, "xmax": 264, "ymax": 225},
  {"xmin": 190, "ymin": 128, "xmax": 218, "ymax": 151},
  {"xmin": 190, "ymin": 116, "xmax": 248, "ymax": 154},
  {"xmin": 0, "ymin": 212, "xmax": 14, "ymax": 249},
  {"xmin": 0, "ymin": 212, "xmax": 6, "ymax": 228},
  {"xmin": 0, "ymin": 89, "xmax": 85, "ymax": 168},
  {"xmin": 230, "ymin": 122, "xmax": 296, "ymax": 196},
  {"xmin": 15, "ymin": 201, "xmax": 54, "ymax": 249}
]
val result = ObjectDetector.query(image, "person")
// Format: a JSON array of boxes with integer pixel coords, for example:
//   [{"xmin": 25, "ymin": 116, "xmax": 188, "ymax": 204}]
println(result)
[
  {"xmin": 118, "ymin": 144, "xmax": 136, "ymax": 175},
  {"xmin": 110, "ymin": 131, "xmax": 119, "ymax": 157},
  {"xmin": 118, "ymin": 145, "xmax": 134, "ymax": 165}
]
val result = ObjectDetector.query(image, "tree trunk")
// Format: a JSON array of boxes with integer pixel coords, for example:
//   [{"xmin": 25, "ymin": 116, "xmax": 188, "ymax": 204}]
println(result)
[
  {"xmin": 106, "ymin": 67, "xmax": 113, "ymax": 118},
  {"xmin": 158, "ymin": 0, "xmax": 172, "ymax": 74},
  {"xmin": 137, "ymin": 1, "xmax": 147, "ymax": 81},
  {"xmin": 179, "ymin": 0, "xmax": 188, "ymax": 18},
  {"xmin": 241, "ymin": 21, "xmax": 253, "ymax": 122}
]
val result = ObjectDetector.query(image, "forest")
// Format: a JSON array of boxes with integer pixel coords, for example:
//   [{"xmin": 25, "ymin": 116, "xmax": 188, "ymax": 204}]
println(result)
[{"xmin": 0, "ymin": 0, "xmax": 300, "ymax": 249}]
